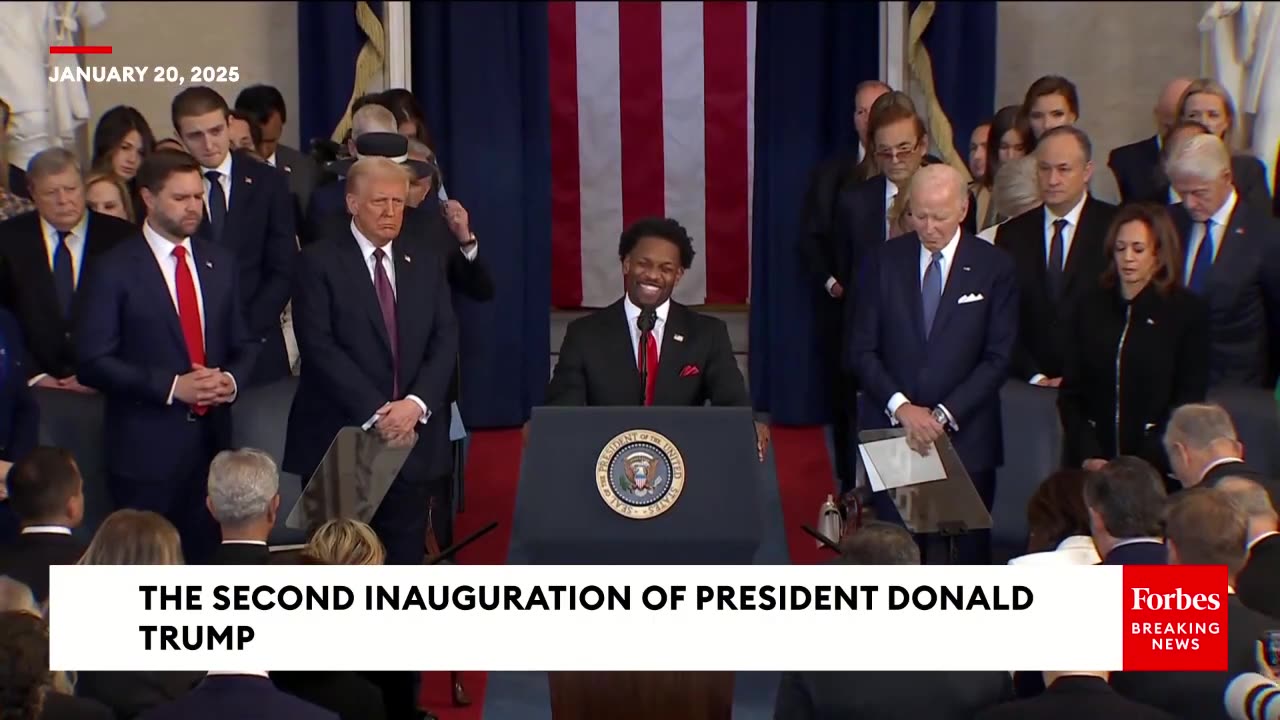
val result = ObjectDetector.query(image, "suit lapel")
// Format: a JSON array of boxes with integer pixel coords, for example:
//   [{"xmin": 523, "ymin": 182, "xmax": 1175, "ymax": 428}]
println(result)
[
  {"xmin": 654, "ymin": 303, "xmax": 688, "ymax": 404},
  {"xmin": 342, "ymin": 232, "xmax": 394, "ymax": 358},
  {"xmin": 21, "ymin": 218, "xmax": 62, "ymax": 322},
  {"xmin": 1210, "ymin": 204, "xmax": 1249, "ymax": 294},
  {"xmin": 927, "ymin": 235, "xmax": 975, "ymax": 342},
  {"xmin": 224, "ymin": 155, "xmax": 247, "ymax": 240},
  {"xmin": 133, "ymin": 239, "xmax": 188, "ymax": 351},
  {"xmin": 607, "ymin": 301, "xmax": 642, "ymax": 400},
  {"xmin": 392, "ymin": 242, "xmax": 425, "ymax": 367},
  {"xmin": 189, "ymin": 238, "xmax": 223, "ymax": 360},
  {"xmin": 897, "ymin": 239, "xmax": 927, "ymax": 347},
  {"xmin": 1062, "ymin": 199, "xmax": 1096, "ymax": 293}
]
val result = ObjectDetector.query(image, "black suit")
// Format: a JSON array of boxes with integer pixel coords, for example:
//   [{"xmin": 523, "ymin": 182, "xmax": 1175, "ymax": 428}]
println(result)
[
  {"xmin": 76, "ymin": 671, "xmax": 204, "ymax": 720},
  {"xmin": 283, "ymin": 225, "xmax": 457, "ymax": 566},
  {"xmin": 1111, "ymin": 597, "xmax": 1280, "ymax": 720},
  {"xmin": 546, "ymin": 299, "xmax": 749, "ymax": 407},
  {"xmin": 1058, "ymin": 283, "xmax": 1209, "ymax": 473},
  {"xmin": 1170, "ymin": 199, "xmax": 1280, "ymax": 388},
  {"xmin": 774, "ymin": 670, "xmax": 1013, "ymax": 720},
  {"xmin": 977, "ymin": 675, "xmax": 1174, "ymax": 720},
  {"xmin": 209, "ymin": 541, "xmax": 270, "ymax": 564},
  {"xmin": 137, "ymin": 675, "xmax": 337, "ymax": 720},
  {"xmin": 1110, "ymin": 136, "xmax": 1271, "ymax": 211},
  {"xmin": 0, "ymin": 530, "xmax": 85, "ymax": 602},
  {"xmin": 271, "ymin": 671, "xmax": 387, "ymax": 720},
  {"xmin": 1198, "ymin": 458, "xmax": 1280, "ymax": 507},
  {"xmin": 994, "ymin": 197, "xmax": 1116, "ymax": 381},
  {"xmin": 1100, "ymin": 539, "xmax": 1168, "ymax": 565},
  {"xmin": 1237, "ymin": 533, "xmax": 1280, "ymax": 619},
  {"xmin": 0, "ymin": 210, "xmax": 134, "ymax": 380},
  {"xmin": 39, "ymin": 693, "xmax": 114, "ymax": 720}
]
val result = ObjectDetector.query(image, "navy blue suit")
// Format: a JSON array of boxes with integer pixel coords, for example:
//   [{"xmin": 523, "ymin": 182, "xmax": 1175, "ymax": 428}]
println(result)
[
  {"xmin": 75, "ymin": 234, "xmax": 259, "ymax": 561},
  {"xmin": 1100, "ymin": 539, "xmax": 1167, "ymax": 565},
  {"xmin": 0, "ymin": 307, "xmax": 40, "ymax": 541},
  {"xmin": 283, "ymin": 225, "xmax": 458, "ymax": 565},
  {"xmin": 302, "ymin": 179, "xmax": 345, "ymax": 245},
  {"xmin": 850, "ymin": 232, "xmax": 1018, "ymax": 562},
  {"xmin": 138, "ymin": 675, "xmax": 337, "ymax": 720},
  {"xmin": 197, "ymin": 151, "xmax": 297, "ymax": 386}
]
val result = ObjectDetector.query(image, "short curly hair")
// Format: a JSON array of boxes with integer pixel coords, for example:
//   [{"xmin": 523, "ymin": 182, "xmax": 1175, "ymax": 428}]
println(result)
[
  {"xmin": 0, "ymin": 610, "xmax": 51, "ymax": 720},
  {"xmin": 617, "ymin": 217, "xmax": 696, "ymax": 270}
]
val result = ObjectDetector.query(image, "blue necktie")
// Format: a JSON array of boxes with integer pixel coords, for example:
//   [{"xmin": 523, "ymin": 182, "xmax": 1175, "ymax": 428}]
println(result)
[
  {"xmin": 52, "ymin": 229, "xmax": 74, "ymax": 318},
  {"xmin": 1188, "ymin": 219, "xmax": 1214, "ymax": 294},
  {"xmin": 204, "ymin": 170, "xmax": 227, "ymax": 242},
  {"xmin": 922, "ymin": 250, "xmax": 943, "ymax": 337}
]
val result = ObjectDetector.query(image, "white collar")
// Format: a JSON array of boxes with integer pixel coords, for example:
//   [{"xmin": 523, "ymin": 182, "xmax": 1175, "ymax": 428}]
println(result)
[
  {"xmin": 1111, "ymin": 537, "xmax": 1163, "ymax": 549},
  {"xmin": 202, "ymin": 151, "xmax": 234, "ymax": 179},
  {"xmin": 40, "ymin": 212, "xmax": 89, "ymax": 242},
  {"xmin": 221, "ymin": 540, "xmax": 268, "ymax": 546},
  {"xmin": 623, "ymin": 294, "xmax": 671, "ymax": 326},
  {"xmin": 351, "ymin": 219, "xmax": 392, "ymax": 261},
  {"xmin": 142, "ymin": 219, "xmax": 193, "ymax": 258},
  {"xmin": 1198, "ymin": 456, "xmax": 1245, "ymax": 482},
  {"xmin": 265, "ymin": 151, "xmax": 277, "ymax": 168},
  {"xmin": 21, "ymin": 525, "xmax": 72, "ymax": 536},
  {"xmin": 1056, "ymin": 535, "xmax": 1097, "ymax": 551},
  {"xmin": 1045, "ymin": 193, "xmax": 1088, "ymax": 228},
  {"xmin": 920, "ymin": 227, "xmax": 962, "ymax": 264},
  {"xmin": 206, "ymin": 671, "xmax": 269, "ymax": 679},
  {"xmin": 885, "ymin": 179, "xmax": 899, "ymax": 203},
  {"xmin": 1208, "ymin": 190, "xmax": 1237, "ymax": 228},
  {"xmin": 1248, "ymin": 530, "xmax": 1280, "ymax": 552}
]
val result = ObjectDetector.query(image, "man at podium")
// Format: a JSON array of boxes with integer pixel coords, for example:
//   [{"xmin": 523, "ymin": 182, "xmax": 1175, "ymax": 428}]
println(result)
[{"xmin": 546, "ymin": 217, "xmax": 768, "ymax": 460}]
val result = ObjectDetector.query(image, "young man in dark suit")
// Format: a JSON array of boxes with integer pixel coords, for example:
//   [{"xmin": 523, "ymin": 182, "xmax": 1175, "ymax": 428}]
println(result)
[
  {"xmin": 849, "ymin": 164, "xmax": 1018, "ymax": 564},
  {"xmin": 0, "ymin": 447, "xmax": 85, "ymax": 603},
  {"xmin": 172, "ymin": 86, "xmax": 297, "ymax": 387},
  {"xmin": 546, "ymin": 216, "xmax": 768, "ymax": 461},
  {"xmin": 75, "ymin": 150, "xmax": 260, "ymax": 563},
  {"xmin": 233, "ymin": 84, "xmax": 319, "ymax": 221},
  {"xmin": 1085, "ymin": 457, "xmax": 1169, "ymax": 565},
  {"xmin": 0, "ymin": 148, "xmax": 133, "ymax": 391}
]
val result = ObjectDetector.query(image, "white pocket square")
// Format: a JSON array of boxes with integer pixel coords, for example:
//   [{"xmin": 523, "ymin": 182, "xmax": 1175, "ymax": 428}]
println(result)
[{"xmin": 957, "ymin": 293, "xmax": 985, "ymax": 304}]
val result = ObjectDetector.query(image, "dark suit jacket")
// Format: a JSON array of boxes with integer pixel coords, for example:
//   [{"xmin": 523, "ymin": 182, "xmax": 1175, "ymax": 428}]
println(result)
[
  {"xmin": 1100, "ymin": 539, "xmax": 1167, "ymax": 565},
  {"xmin": 0, "ymin": 210, "xmax": 134, "ymax": 379},
  {"xmin": 272, "ymin": 671, "xmax": 387, "ymax": 720},
  {"xmin": 8, "ymin": 164, "xmax": 28, "ymax": 199},
  {"xmin": 1110, "ymin": 137, "xmax": 1271, "ymax": 211},
  {"xmin": 74, "ymin": 234, "xmax": 259, "ymax": 489},
  {"xmin": 0, "ymin": 307, "xmax": 39, "ymax": 463},
  {"xmin": 1170, "ymin": 200, "xmax": 1280, "ymax": 388},
  {"xmin": 1058, "ymin": 283, "xmax": 1209, "ymax": 471},
  {"xmin": 0, "ymin": 530, "xmax": 85, "ymax": 602},
  {"xmin": 76, "ymin": 671, "xmax": 204, "ymax": 720},
  {"xmin": 977, "ymin": 675, "xmax": 1174, "ymax": 720},
  {"xmin": 850, "ymin": 232, "xmax": 1019, "ymax": 473},
  {"xmin": 407, "ymin": 196, "xmax": 495, "ymax": 303},
  {"xmin": 546, "ymin": 299, "xmax": 749, "ymax": 407},
  {"xmin": 274, "ymin": 144, "xmax": 320, "ymax": 221},
  {"xmin": 774, "ymin": 670, "xmax": 1013, "ymax": 720},
  {"xmin": 1237, "ymin": 532, "xmax": 1280, "ymax": 619},
  {"xmin": 210, "ymin": 541, "xmax": 270, "ymax": 564},
  {"xmin": 196, "ymin": 150, "xmax": 298, "ymax": 385},
  {"xmin": 994, "ymin": 197, "xmax": 1117, "ymax": 381},
  {"xmin": 282, "ymin": 226, "xmax": 457, "ymax": 483},
  {"xmin": 1199, "ymin": 458, "xmax": 1280, "ymax": 508},
  {"xmin": 302, "ymin": 180, "xmax": 344, "ymax": 247},
  {"xmin": 137, "ymin": 675, "xmax": 338, "ymax": 720},
  {"xmin": 1111, "ymin": 597, "xmax": 1280, "ymax": 720},
  {"xmin": 39, "ymin": 693, "xmax": 114, "ymax": 720},
  {"xmin": 800, "ymin": 147, "xmax": 862, "ymax": 290}
]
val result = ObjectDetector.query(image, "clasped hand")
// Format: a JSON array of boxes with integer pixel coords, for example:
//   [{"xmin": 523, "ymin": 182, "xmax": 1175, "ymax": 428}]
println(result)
[
  {"xmin": 173, "ymin": 364, "xmax": 235, "ymax": 406},
  {"xmin": 375, "ymin": 399, "xmax": 423, "ymax": 445},
  {"xmin": 895, "ymin": 404, "xmax": 944, "ymax": 456}
]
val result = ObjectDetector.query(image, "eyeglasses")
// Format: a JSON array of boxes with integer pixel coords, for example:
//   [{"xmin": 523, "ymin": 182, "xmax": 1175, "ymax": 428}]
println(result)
[{"xmin": 875, "ymin": 140, "xmax": 921, "ymax": 161}]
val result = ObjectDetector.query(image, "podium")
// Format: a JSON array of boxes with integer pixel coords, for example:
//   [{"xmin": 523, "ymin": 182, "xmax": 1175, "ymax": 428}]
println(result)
[
  {"xmin": 284, "ymin": 427, "xmax": 416, "ymax": 538},
  {"xmin": 515, "ymin": 406, "xmax": 759, "ymax": 719}
]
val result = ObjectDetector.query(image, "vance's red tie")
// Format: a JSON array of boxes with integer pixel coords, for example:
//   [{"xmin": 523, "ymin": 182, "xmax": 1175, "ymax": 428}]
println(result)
[
  {"xmin": 637, "ymin": 331, "xmax": 658, "ymax": 406},
  {"xmin": 172, "ymin": 246, "xmax": 207, "ymax": 415}
]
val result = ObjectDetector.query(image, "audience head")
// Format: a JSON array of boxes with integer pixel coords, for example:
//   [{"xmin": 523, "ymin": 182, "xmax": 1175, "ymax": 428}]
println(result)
[
  {"xmin": 1176, "ymin": 78, "xmax": 1238, "ymax": 147},
  {"xmin": 1161, "ymin": 119, "xmax": 1211, "ymax": 163},
  {"xmin": 1034, "ymin": 125, "xmax": 1093, "ymax": 215},
  {"xmin": 1083, "ymin": 457, "xmax": 1167, "ymax": 556},
  {"xmin": 306, "ymin": 519, "xmax": 385, "ymax": 565},
  {"xmin": 907, "ymin": 164, "xmax": 969, "ymax": 252},
  {"xmin": 618, "ymin": 217, "xmax": 695, "ymax": 309},
  {"xmin": 137, "ymin": 150, "xmax": 205, "ymax": 241},
  {"xmin": 0, "ymin": 578, "xmax": 38, "ymax": 614},
  {"xmin": 345, "ymin": 156, "xmax": 410, "ymax": 245},
  {"xmin": 233, "ymin": 84, "xmax": 288, "ymax": 158},
  {"xmin": 84, "ymin": 171, "xmax": 134, "ymax": 223},
  {"xmin": 991, "ymin": 155, "xmax": 1040, "ymax": 220},
  {"xmin": 7, "ymin": 447, "xmax": 84, "ymax": 530},
  {"xmin": 867, "ymin": 93, "xmax": 927, "ymax": 186},
  {"xmin": 380, "ymin": 88, "xmax": 433, "ymax": 149},
  {"xmin": 1165, "ymin": 133, "xmax": 1233, "ymax": 223},
  {"xmin": 1215, "ymin": 476, "xmax": 1278, "ymax": 543},
  {"xmin": 0, "ymin": 610, "xmax": 53, "ymax": 720},
  {"xmin": 1100, "ymin": 202, "xmax": 1182, "ymax": 297},
  {"xmin": 853, "ymin": 80, "xmax": 892, "ymax": 148},
  {"xmin": 79, "ymin": 510, "xmax": 183, "ymax": 565},
  {"xmin": 91, "ymin": 105, "xmax": 155, "ymax": 182},
  {"xmin": 227, "ymin": 110, "xmax": 262, "ymax": 156},
  {"xmin": 1163, "ymin": 403, "xmax": 1243, "ymax": 487},
  {"xmin": 1155, "ymin": 77, "xmax": 1195, "ymax": 137},
  {"xmin": 206, "ymin": 448, "xmax": 280, "ymax": 542},
  {"xmin": 171, "ymin": 86, "xmax": 232, "ymax": 170},
  {"xmin": 1026, "ymin": 469, "xmax": 1093, "ymax": 553},
  {"xmin": 968, "ymin": 121, "xmax": 991, "ymax": 182},
  {"xmin": 153, "ymin": 137, "xmax": 186, "ymax": 154},
  {"xmin": 983, "ymin": 105, "xmax": 1032, "ymax": 188},
  {"xmin": 1164, "ymin": 486, "xmax": 1247, "ymax": 579},
  {"xmin": 349, "ymin": 103, "xmax": 398, "ymax": 156},
  {"xmin": 1022, "ymin": 75, "xmax": 1080, "ymax": 140},
  {"xmin": 25, "ymin": 148, "xmax": 85, "ymax": 232},
  {"xmin": 835, "ymin": 521, "xmax": 921, "ymax": 565}
]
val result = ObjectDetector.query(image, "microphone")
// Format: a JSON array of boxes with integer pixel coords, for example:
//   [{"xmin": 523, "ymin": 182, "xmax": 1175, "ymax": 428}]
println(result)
[
  {"xmin": 637, "ymin": 307, "xmax": 657, "ymax": 403},
  {"xmin": 1225, "ymin": 672, "xmax": 1280, "ymax": 720},
  {"xmin": 424, "ymin": 521, "xmax": 499, "ymax": 565},
  {"xmin": 801, "ymin": 524, "xmax": 843, "ymax": 554}
]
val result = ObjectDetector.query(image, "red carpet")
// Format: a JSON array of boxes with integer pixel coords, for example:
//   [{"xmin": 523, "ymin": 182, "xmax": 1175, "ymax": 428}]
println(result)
[
  {"xmin": 770, "ymin": 426, "xmax": 840, "ymax": 565},
  {"xmin": 419, "ymin": 429, "xmax": 525, "ymax": 720}
]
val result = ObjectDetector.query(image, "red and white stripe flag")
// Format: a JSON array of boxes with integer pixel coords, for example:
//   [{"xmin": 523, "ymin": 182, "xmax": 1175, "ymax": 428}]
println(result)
[{"xmin": 549, "ymin": 1, "xmax": 756, "ymax": 309}]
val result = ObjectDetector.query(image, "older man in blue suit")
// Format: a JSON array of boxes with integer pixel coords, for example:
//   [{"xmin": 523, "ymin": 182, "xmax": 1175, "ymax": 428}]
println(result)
[{"xmin": 850, "ymin": 163, "xmax": 1019, "ymax": 564}]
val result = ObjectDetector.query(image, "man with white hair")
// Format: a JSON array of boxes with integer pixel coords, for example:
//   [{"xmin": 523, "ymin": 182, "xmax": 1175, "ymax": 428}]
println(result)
[
  {"xmin": 1107, "ymin": 76, "xmax": 1194, "ymax": 204},
  {"xmin": 1162, "ymin": 402, "xmax": 1270, "ymax": 492},
  {"xmin": 850, "ymin": 163, "xmax": 1018, "ymax": 564},
  {"xmin": 206, "ymin": 448, "xmax": 281, "ymax": 565},
  {"xmin": 302, "ymin": 102, "xmax": 400, "ymax": 244},
  {"xmin": 1166, "ymin": 133, "xmax": 1280, "ymax": 389},
  {"xmin": 1215, "ymin": 475, "xmax": 1280, "ymax": 618}
]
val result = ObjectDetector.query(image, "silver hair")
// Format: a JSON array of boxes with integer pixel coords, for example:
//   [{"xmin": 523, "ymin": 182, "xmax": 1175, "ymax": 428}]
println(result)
[
  {"xmin": 1163, "ymin": 402, "xmax": 1237, "ymax": 451},
  {"xmin": 206, "ymin": 448, "xmax": 279, "ymax": 525},
  {"xmin": 909, "ymin": 163, "xmax": 967, "ymax": 206},
  {"xmin": 1164, "ymin": 133, "xmax": 1230, "ymax": 183},
  {"xmin": 26, "ymin": 147, "xmax": 81, "ymax": 183},
  {"xmin": 1216, "ymin": 476, "xmax": 1278, "ymax": 521},
  {"xmin": 992, "ymin": 155, "xmax": 1040, "ymax": 219},
  {"xmin": 406, "ymin": 138, "xmax": 431, "ymax": 159},
  {"xmin": 351, "ymin": 104, "xmax": 397, "ymax": 139}
]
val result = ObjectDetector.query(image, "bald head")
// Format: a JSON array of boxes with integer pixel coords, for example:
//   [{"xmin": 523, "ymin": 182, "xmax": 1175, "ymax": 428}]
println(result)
[
  {"xmin": 1156, "ymin": 77, "xmax": 1194, "ymax": 135},
  {"xmin": 908, "ymin": 164, "xmax": 969, "ymax": 252}
]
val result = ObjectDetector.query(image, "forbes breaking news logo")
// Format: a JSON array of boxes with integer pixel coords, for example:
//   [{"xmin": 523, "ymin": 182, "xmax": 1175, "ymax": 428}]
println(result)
[{"xmin": 1123, "ymin": 565, "xmax": 1229, "ymax": 671}]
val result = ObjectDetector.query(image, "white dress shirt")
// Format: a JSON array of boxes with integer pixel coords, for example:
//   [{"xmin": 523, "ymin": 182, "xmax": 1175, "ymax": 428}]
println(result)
[
  {"xmin": 623, "ymin": 295, "xmax": 670, "ymax": 364},
  {"xmin": 40, "ymin": 213, "xmax": 89, "ymax": 284},
  {"xmin": 351, "ymin": 221, "xmax": 430, "ymax": 429},
  {"xmin": 221, "ymin": 539, "xmax": 268, "ymax": 546},
  {"xmin": 21, "ymin": 525, "xmax": 72, "ymax": 536},
  {"xmin": 1182, "ymin": 190, "xmax": 1237, "ymax": 286},
  {"xmin": 1007, "ymin": 535, "xmax": 1101, "ymax": 566},
  {"xmin": 1043, "ymin": 194, "xmax": 1087, "ymax": 272},
  {"xmin": 1249, "ymin": 530, "xmax": 1280, "ymax": 552},
  {"xmin": 884, "ymin": 179, "xmax": 900, "ymax": 241},
  {"xmin": 886, "ymin": 228, "xmax": 961, "ymax": 424},
  {"xmin": 264, "ymin": 151, "xmax": 277, "ymax": 168},
  {"xmin": 201, "ymin": 152, "xmax": 234, "ymax": 216}
]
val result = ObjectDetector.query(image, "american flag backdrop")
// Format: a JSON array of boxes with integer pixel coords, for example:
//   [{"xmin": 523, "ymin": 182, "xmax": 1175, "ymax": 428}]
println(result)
[{"xmin": 549, "ymin": 1, "xmax": 757, "ymax": 309}]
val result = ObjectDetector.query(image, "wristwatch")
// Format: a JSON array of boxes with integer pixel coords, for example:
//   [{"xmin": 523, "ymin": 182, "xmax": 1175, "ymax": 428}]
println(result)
[{"xmin": 931, "ymin": 406, "xmax": 950, "ymax": 430}]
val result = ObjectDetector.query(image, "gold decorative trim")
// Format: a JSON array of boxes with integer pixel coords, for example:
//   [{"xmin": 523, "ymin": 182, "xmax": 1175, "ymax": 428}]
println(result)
[
  {"xmin": 332, "ymin": 1, "xmax": 388, "ymax": 143},
  {"xmin": 906, "ymin": 1, "xmax": 972, "ymax": 183}
]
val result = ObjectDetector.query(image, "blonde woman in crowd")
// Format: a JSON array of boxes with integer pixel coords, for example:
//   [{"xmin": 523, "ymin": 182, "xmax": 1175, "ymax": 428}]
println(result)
[
  {"xmin": 1175, "ymin": 78, "xmax": 1271, "ymax": 209},
  {"xmin": 978, "ymin": 156, "xmax": 1041, "ymax": 243},
  {"xmin": 303, "ymin": 518, "xmax": 385, "ymax": 566},
  {"xmin": 83, "ymin": 171, "xmax": 134, "ymax": 223}
]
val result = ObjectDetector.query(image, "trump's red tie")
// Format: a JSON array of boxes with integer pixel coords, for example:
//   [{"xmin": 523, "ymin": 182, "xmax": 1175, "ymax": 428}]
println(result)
[
  {"xmin": 638, "ymin": 332, "xmax": 658, "ymax": 406},
  {"xmin": 172, "ymin": 246, "xmax": 206, "ymax": 415}
]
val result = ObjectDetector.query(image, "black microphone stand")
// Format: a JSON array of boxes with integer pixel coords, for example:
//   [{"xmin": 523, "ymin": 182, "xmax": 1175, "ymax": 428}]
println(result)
[{"xmin": 637, "ymin": 307, "xmax": 656, "ymax": 403}]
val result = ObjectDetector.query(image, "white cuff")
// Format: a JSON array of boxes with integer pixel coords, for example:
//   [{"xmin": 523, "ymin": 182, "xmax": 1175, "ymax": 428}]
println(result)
[
  {"xmin": 1029, "ymin": 374, "xmax": 1047, "ymax": 385},
  {"xmin": 460, "ymin": 242, "xmax": 478, "ymax": 262},
  {"xmin": 166, "ymin": 375, "xmax": 179, "ymax": 405},
  {"xmin": 936, "ymin": 404, "xmax": 959, "ymax": 432},
  {"xmin": 886, "ymin": 393, "xmax": 909, "ymax": 424},
  {"xmin": 224, "ymin": 372, "xmax": 238, "ymax": 403},
  {"xmin": 405, "ymin": 395, "xmax": 431, "ymax": 424},
  {"xmin": 824, "ymin": 276, "xmax": 837, "ymax": 295},
  {"xmin": 27, "ymin": 373, "xmax": 47, "ymax": 387}
]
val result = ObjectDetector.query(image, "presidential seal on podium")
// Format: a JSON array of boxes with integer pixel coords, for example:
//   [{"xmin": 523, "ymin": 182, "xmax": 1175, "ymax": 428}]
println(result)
[{"xmin": 595, "ymin": 429, "xmax": 686, "ymax": 519}]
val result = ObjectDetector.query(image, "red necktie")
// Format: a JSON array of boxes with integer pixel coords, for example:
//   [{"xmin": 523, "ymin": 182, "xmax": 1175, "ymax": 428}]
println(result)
[
  {"xmin": 637, "ymin": 331, "xmax": 658, "ymax": 406},
  {"xmin": 172, "ymin": 246, "xmax": 207, "ymax": 415}
]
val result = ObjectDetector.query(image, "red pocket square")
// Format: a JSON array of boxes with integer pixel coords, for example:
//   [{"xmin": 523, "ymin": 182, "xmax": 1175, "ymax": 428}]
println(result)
[{"xmin": 680, "ymin": 364, "xmax": 700, "ymax": 377}]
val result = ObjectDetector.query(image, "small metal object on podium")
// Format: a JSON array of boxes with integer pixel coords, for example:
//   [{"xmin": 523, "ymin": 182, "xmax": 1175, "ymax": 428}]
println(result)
[{"xmin": 285, "ymin": 426, "xmax": 416, "ymax": 536}]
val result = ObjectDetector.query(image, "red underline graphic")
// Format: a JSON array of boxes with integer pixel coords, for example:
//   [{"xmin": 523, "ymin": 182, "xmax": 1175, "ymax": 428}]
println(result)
[{"xmin": 50, "ymin": 46, "xmax": 113, "ymax": 55}]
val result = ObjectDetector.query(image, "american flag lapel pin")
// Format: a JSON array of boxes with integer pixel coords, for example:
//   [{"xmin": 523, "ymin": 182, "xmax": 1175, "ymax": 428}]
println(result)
[
  {"xmin": 245, "ymin": 176, "xmax": 253, "ymax": 185},
  {"xmin": 404, "ymin": 254, "xmax": 412, "ymax": 263},
  {"xmin": 206, "ymin": 260, "xmax": 214, "ymax": 269},
  {"xmin": 673, "ymin": 334, "xmax": 684, "ymax": 343}
]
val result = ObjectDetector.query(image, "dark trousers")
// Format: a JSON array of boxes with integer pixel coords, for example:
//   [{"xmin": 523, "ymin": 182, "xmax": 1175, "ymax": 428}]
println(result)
[
  {"xmin": 871, "ymin": 469, "xmax": 997, "ymax": 565},
  {"xmin": 371, "ymin": 456, "xmax": 430, "ymax": 566}
]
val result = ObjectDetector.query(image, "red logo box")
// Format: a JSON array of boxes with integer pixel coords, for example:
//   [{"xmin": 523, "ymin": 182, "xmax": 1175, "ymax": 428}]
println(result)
[{"xmin": 1122, "ymin": 564, "xmax": 1229, "ymax": 671}]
